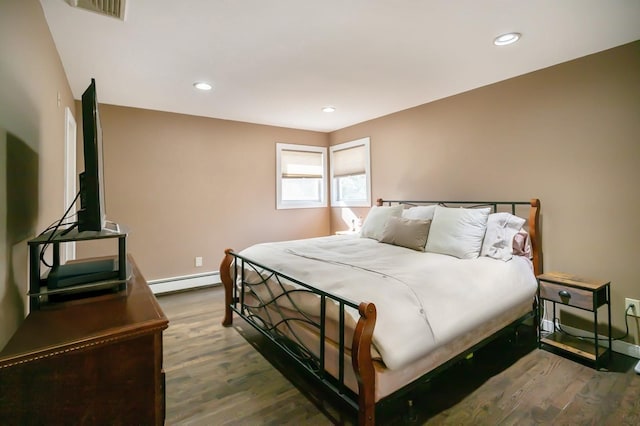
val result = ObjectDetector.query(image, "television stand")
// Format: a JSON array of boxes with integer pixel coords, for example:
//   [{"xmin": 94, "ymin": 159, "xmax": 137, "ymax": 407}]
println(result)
[{"xmin": 27, "ymin": 224, "xmax": 128, "ymax": 310}]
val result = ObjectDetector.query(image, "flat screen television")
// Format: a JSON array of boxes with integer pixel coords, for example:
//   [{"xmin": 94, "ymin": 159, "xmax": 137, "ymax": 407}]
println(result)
[
  {"xmin": 77, "ymin": 78, "xmax": 107, "ymax": 232},
  {"xmin": 46, "ymin": 78, "xmax": 121, "ymax": 290}
]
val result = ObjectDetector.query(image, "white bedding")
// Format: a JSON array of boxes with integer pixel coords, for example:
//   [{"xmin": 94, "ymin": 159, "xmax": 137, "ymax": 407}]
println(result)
[{"xmin": 238, "ymin": 234, "xmax": 537, "ymax": 371}]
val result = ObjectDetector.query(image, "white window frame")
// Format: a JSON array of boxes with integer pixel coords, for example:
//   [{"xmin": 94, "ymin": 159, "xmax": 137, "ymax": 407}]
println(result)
[
  {"xmin": 330, "ymin": 137, "xmax": 371, "ymax": 207},
  {"xmin": 276, "ymin": 143, "xmax": 327, "ymax": 209}
]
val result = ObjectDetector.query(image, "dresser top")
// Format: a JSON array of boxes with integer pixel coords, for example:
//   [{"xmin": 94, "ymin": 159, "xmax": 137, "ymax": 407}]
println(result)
[{"xmin": 0, "ymin": 255, "xmax": 167, "ymax": 367}]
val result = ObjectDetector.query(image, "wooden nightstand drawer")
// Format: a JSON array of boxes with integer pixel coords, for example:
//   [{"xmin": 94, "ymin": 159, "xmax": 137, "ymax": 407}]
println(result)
[
  {"xmin": 537, "ymin": 272, "xmax": 609, "ymax": 311},
  {"xmin": 538, "ymin": 280, "xmax": 594, "ymax": 310}
]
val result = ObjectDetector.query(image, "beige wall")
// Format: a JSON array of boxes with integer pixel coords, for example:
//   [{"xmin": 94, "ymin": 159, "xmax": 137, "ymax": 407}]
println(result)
[
  {"xmin": 0, "ymin": 0, "xmax": 76, "ymax": 348},
  {"xmin": 75, "ymin": 105, "xmax": 330, "ymax": 280},
  {"xmin": 329, "ymin": 41, "xmax": 640, "ymax": 345}
]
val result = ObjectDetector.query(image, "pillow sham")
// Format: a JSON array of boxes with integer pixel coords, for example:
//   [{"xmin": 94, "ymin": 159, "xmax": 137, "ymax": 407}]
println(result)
[
  {"xmin": 360, "ymin": 204, "xmax": 403, "ymax": 241},
  {"xmin": 425, "ymin": 206, "xmax": 491, "ymax": 259},
  {"xmin": 402, "ymin": 205, "xmax": 436, "ymax": 221},
  {"xmin": 379, "ymin": 217, "xmax": 431, "ymax": 251},
  {"xmin": 480, "ymin": 212, "xmax": 526, "ymax": 261}
]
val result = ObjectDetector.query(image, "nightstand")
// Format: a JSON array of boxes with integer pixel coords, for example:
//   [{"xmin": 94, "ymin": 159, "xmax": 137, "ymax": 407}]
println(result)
[{"xmin": 537, "ymin": 272, "xmax": 611, "ymax": 369}]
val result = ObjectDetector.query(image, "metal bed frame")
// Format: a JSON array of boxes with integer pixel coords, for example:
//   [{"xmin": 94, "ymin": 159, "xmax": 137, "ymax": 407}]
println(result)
[{"xmin": 220, "ymin": 198, "xmax": 542, "ymax": 425}]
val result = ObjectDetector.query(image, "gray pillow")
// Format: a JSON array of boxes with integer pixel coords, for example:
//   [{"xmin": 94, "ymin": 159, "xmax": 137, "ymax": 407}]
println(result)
[{"xmin": 379, "ymin": 216, "xmax": 431, "ymax": 251}]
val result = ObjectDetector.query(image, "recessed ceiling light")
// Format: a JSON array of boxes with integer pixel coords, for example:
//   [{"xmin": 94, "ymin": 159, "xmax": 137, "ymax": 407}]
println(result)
[
  {"xmin": 494, "ymin": 32, "xmax": 521, "ymax": 46},
  {"xmin": 322, "ymin": 106, "xmax": 336, "ymax": 113},
  {"xmin": 193, "ymin": 82, "xmax": 213, "ymax": 91}
]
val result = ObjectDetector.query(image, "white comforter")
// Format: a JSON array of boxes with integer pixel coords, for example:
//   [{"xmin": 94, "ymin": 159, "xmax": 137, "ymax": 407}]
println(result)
[{"xmin": 238, "ymin": 235, "xmax": 537, "ymax": 370}]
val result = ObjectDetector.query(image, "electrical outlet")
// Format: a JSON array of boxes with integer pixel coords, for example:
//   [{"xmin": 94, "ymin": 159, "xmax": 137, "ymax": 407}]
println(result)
[
  {"xmin": 625, "ymin": 298, "xmax": 640, "ymax": 317},
  {"xmin": 195, "ymin": 256, "xmax": 203, "ymax": 267}
]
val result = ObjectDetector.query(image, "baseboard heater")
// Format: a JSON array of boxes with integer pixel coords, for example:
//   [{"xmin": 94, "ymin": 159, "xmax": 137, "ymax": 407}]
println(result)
[{"xmin": 149, "ymin": 271, "xmax": 220, "ymax": 295}]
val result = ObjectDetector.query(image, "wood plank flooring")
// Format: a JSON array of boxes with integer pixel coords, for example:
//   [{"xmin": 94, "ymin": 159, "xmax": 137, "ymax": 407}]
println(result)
[{"xmin": 157, "ymin": 287, "xmax": 640, "ymax": 425}]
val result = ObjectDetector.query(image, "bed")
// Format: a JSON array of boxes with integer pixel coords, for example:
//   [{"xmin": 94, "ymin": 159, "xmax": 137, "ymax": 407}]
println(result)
[{"xmin": 219, "ymin": 198, "xmax": 542, "ymax": 425}]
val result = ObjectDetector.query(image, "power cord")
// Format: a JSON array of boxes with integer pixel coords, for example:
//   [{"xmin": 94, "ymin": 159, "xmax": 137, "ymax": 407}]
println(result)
[
  {"xmin": 38, "ymin": 191, "xmax": 81, "ymax": 268},
  {"xmin": 552, "ymin": 304, "xmax": 635, "ymax": 342}
]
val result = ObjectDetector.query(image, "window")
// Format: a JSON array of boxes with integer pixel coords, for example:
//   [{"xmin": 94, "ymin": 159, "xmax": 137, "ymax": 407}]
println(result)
[
  {"xmin": 330, "ymin": 137, "xmax": 371, "ymax": 207},
  {"xmin": 276, "ymin": 143, "xmax": 327, "ymax": 209}
]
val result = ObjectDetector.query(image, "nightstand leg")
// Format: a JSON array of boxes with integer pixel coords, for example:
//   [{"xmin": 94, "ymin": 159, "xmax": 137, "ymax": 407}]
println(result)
[
  {"xmin": 536, "ymin": 288, "xmax": 542, "ymax": 348},
  {"xmin": 607, "ymin": 285, "xmax": 612, "ymax": 362},
  {"xmin": 594, "ymin": 304, "xmax": 599, "ymax": 368}
]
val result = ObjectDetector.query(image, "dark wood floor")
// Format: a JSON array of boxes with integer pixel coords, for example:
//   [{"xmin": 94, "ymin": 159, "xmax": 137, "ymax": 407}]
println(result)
[{"xmin": 157, "ymin": 287, "xmax": 640, "ymax": 425}]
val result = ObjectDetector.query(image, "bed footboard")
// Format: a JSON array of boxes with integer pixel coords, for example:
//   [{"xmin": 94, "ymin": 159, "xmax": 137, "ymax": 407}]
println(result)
[
  {"xmin": 219, "ymin": 249, "xmax": 378, "ymax": 425},
  {"xmin": 220, "ymin": 249, "xmax": 235, "ymax": 327},
  {"xmin": 352, "ymin": 302, "xmax": 376, "ymax": 426}
]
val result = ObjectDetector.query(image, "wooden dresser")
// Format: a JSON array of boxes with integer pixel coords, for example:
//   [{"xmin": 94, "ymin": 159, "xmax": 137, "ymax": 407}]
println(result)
[{"xmin": 0, "ymin": 255, "xmax": 168, "ymax": 425}]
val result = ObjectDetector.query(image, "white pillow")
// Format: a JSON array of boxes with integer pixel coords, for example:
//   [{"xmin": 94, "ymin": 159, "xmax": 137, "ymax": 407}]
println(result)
[
  {"xmin": 402, "ymin": 205, "xmax": 436, "ymax": 221},
  {"xmin": 360, "ymin": 205, "xmax": 403, "ymax": 241},
  {"xmin": 481, "ymin": 212, "xmax": 526, "ymax": 261},
  {"xmin": 425, "ymin": 206, "xmax": 491, "ymax": 259}
]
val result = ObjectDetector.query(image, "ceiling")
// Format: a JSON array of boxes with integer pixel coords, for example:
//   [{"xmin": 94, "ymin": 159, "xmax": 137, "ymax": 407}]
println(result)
[{"xmin": 40, "ymin": 0, "xmax": 640, "ymax": 132}]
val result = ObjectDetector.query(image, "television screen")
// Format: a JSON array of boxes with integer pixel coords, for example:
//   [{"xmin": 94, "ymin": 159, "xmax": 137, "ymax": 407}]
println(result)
[{"xmin": 77, "ymin": 78, "xmax": 107, "ymax": 232}]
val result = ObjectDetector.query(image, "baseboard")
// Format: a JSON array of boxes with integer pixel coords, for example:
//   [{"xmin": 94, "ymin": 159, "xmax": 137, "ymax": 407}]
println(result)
[
  {"xmin": 541, "ymin": 319, "xmax": 640, "ymax": 359},
  {"xmin": 149, "ymin": 271, "xmax": 221, "ymax": 295}
]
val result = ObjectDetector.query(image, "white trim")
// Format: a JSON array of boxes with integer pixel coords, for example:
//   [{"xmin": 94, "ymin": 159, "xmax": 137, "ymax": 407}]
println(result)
[
  {"xmin": 63, "ymin": 107, "xmax": 77, "ymax": 264},
  {"xmin": 276, "ymin": 143, "xmax": 327, "ymax": 209},
  {"xmin": 541, "ymin": 319, "xmax": 640, "ymax": 359},
  {"xmin": 149, "ymin": 271, "xmax": 220, "ymax": 295},
  {"xmin": 330, "ymin": 137, "xmax": 371, "ymax": 207}
]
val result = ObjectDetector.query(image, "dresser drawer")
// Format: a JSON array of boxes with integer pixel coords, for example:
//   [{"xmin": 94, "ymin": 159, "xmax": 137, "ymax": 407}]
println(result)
[{"xmin": 539, "ymin": 280, "xmax": 594, "ymax": 310}]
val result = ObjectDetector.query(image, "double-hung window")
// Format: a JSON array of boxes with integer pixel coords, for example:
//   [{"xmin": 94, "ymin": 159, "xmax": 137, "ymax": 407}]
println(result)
[
  {"xmin": 330, "ymin": 137, "xmax": 371, "ymax": 207},
  {"xmin": 276, "ymin": 143, "xmax": 327, "ymax": 209}
]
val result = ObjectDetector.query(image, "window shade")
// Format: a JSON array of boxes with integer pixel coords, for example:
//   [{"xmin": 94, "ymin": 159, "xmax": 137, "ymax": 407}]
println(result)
[
  {"xmin": 332, "ymin": 144, "xmax": 366, "ymax": 177},
  {"xmin": 281, "ymin": 149, "xmax": 323, "ymax": 179}
]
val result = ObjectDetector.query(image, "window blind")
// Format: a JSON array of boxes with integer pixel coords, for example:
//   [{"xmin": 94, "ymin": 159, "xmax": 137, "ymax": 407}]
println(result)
[
  {"xmin": 281, "ymin": 149, "xmax": 323, "ymax": 179},
  {"xmin": 332, "ymin": 144, "xmax": 366, "ymax": 177}
]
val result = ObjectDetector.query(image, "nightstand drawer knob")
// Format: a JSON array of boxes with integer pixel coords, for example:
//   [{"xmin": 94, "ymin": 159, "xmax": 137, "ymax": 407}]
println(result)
[{"xmin": 559, "ymin": 290, "xmax": 571, "ymax": 298}]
